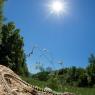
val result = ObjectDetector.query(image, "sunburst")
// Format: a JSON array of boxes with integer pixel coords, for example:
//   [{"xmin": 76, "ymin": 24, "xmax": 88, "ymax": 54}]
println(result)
[{"xmin": 48, "ymin": 0, "xmax": 68, "ymax": 16}]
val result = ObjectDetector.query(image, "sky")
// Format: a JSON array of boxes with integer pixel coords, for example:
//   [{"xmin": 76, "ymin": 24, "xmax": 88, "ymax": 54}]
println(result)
[{"xmin": 4, "ymin": 0, "xmax": 95, "ymax": 73}]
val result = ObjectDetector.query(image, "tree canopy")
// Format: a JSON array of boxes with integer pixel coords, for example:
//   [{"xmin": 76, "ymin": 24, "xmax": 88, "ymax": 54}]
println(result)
[{"xmin": 0, "ymin": 22, "xmax": 29, "ymax": 76}]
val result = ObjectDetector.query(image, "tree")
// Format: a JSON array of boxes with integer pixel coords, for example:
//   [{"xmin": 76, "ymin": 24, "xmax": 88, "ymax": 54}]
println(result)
[
  {"xmin": 78, "ymin": 72, "xmax": 88, "ymax": 87},
  {"xmin": 87, "ymin": 54, "xmax": 95, "ymax": 75},
  {"xmin": 86, "ymin": 54, "xmax": 95, "ymax": 86},
  {"xmin": 0, "ymin": 22, "xmax": 29, "ymax": 76},
  {"xmin": 0, "ymin": 0, "xmax": 6, "ymax": 44},
  {"xmin": 0, "ymin": 0, "xmax": 29, "ymax": 76}
]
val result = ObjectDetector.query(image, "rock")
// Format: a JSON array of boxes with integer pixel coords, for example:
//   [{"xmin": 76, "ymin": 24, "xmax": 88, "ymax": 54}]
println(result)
[
  {"xmin": 44, "ymin": 87, "xmax": 53, "ymax": 92},
  {"xmin": 0, "ymin": 65, "xmax": 76, "ymax": 95},
  {"xmin": 0, "ymin": 65, "xmax": 37, "ymax": 95}
]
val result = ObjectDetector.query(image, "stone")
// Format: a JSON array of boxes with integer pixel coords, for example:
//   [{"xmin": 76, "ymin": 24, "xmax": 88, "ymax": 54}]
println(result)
[
  {"xmin": 0, "ymin": 65, "xmax": 76, "ymax": 95},
  {"xmin": 44, "ymin": 87, "xmax": 53, "ymax": 92}
]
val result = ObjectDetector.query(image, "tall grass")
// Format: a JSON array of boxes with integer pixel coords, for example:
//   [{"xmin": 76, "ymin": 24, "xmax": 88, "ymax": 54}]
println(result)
[{"xmin": 21, "ymin": 76, "xmax": 95, "ymax": 95}]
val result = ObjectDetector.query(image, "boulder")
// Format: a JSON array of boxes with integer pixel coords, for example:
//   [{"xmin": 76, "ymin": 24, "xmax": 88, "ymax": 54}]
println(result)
[{"xmin": 0, "ymin": 65, "xmax": 76, "ymax": 95}]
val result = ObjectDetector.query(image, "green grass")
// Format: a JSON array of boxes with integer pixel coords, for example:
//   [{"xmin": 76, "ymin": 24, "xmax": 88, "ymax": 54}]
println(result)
[
  {"xmin": 61, "ymin": 86, "xmax": 95, "ymax": 95},
  {"xmin": 21, "ymin": 76, "xmax": 95, "ymax": 95},
  {"xmin": 20, "ymin": 76, "xmax": 46, "ymax": 88}
]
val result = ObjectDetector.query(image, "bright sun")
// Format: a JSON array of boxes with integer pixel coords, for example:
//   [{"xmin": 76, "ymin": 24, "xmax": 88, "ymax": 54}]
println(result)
[
  {"xmin": 51, "ymin": 1, "xmax": 63, "ymax": 13},
  {"xmin": 48, "ymin": 0, "xmax": 67, "ymax": 16}
]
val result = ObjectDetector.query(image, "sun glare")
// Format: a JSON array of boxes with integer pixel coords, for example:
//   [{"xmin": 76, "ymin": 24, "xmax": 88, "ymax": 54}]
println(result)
[
  {"xmin": 52, "ymin": 1, "xmax": 63, "ymax": 13},
  {"xmin": 48, "ymin": 0, "xmax": 68, "ymax": 16}
]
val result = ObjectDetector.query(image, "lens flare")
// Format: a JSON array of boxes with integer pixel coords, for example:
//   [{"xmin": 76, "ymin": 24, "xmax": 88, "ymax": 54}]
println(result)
[{"xmin": 48, "ymin": 0, "xmax": 68, "ymax": 16}]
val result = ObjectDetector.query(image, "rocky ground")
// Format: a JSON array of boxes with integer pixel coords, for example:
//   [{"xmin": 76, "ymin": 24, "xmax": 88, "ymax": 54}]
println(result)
[{"xmin": 0, "ymin": 65, "xmax": 75, "ymax": 95}]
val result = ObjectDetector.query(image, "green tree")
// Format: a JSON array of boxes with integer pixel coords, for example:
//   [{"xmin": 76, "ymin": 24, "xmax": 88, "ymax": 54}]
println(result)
[
  {"xmin": 87, "ymin": 54, "xmax": 95, "ymax": 75},
  {"xmin": 0, "ymin": 22, "xmax": 29, "ymax": 76},
  {"xmin": 0, "ymin": 0, "xmax": 4, "ymax": 43},
  {"xmin": 86, "ymin": 54, "xmax": 95, "ymax": 86},
  {"xmin": 78, "ymin": 72, "xmax": 88, "ymax": 87}
]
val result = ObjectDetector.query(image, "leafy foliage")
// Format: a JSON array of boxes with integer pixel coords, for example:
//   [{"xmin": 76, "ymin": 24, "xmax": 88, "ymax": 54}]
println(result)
[
  {"xmin": 32, "ymin": 71, "xmax": 50, "ymax": 81},
  {"xmin": 0, "ymin": 22, "xmax": 29, "ymax": 76},
  {"xmin": 31, "ymin": 54, "xmax": 95, "ymax": 88},
  {"xmin": 86, "ymin": 54, "xmax": 95, "ymax": 86}
]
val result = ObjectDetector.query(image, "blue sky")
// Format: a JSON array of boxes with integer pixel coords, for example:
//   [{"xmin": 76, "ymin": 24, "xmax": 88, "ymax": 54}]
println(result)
[{"xmin": 4, "ymin": 0, "xmax": 95, "ymax": 73}]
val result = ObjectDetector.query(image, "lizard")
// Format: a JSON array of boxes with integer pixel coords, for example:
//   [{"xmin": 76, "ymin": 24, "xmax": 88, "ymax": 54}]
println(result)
[{"xmin": 0, "ymin": 65, "xmax": 75, "ymax": 95}]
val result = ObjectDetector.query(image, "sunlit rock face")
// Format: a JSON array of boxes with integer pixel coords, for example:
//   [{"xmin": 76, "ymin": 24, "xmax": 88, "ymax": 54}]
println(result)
[
  {"xmin": 0, "ymin": 65, "xmax": 75, "ymax": 95},
  {"xmin": 0, "ymin": 65, "xmax": 37, "ymax": 95}
]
